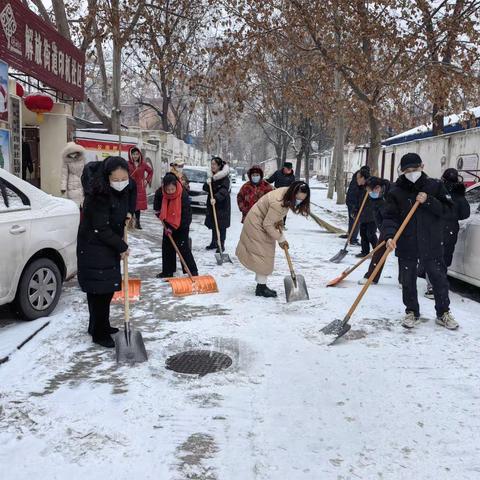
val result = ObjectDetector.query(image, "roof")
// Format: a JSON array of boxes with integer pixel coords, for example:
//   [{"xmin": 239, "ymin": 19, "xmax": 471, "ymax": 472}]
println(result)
[{"xmin": 383, "ymin": 106, "xmax": 480, "ymax": 146}]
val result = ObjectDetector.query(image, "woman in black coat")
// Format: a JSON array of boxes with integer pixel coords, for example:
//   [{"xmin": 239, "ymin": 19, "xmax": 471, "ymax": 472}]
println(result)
[
  {"xmin": 203, "ymin": 156, "xmax": 231, "ymax": 252},
  {"xmin": 154, "ymin": 173, "xmax": 198, "ymax": 278},
  {"xmin": 77, "ymin": 156, "xmax": 135, "ymax": 348}
]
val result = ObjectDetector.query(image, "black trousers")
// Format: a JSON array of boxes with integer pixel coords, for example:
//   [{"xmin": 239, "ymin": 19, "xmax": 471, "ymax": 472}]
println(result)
[
  {"xmin": 399, "ymin": 257, "xmax": 450, "ymax": 318},
  {"xmin": 135, "ymin": 210, "xmax": 141, "ymax": 222},
  {"xmin": 87, "ymin": 292, "xmax": 114, "ymax": 339},
  {"xmin": 365, "ymin": 233, "xmax": 386, "ymax": 283},
  {"xmin": 163, "ymin": 228, "xmax": 198, "ymax": 276},
  {"xmin": 347, "ymin": 206, "xmax": 359, "ymax": 242},
  {"xmin": 210, "ymin": 227, "xmax": 227, "ymax": 247},
  {"xmin": 360, "ymin": 222, "xmax": 378, "ymax": 255}
]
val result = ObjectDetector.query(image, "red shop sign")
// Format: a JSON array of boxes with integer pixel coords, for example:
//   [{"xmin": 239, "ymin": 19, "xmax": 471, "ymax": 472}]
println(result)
[{"xmin": 0, "ymin": 0, "xmax": 85, "ymax": 100}]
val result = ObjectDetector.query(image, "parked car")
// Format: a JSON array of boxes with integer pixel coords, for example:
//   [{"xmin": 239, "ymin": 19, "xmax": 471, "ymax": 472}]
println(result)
[
  {"xmin": 449, "ymin": 182, "xmax": 480, "ymax": 287},
  {"xmin": 183, "ymin": 166, "xmax": 209, "ymax": 210},
  {"xmin": 0, "ymin": 168, "xmax": 79, "ymax": 320},
  {"xmin": 230, "ymin": 172, "xmax": 237, "ymax": 184}
]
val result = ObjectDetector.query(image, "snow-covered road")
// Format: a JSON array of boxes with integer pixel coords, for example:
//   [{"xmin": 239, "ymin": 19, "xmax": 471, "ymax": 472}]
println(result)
[{"xmin": 1, "ymin": 182, "xmax": 479, "ymax": 479}]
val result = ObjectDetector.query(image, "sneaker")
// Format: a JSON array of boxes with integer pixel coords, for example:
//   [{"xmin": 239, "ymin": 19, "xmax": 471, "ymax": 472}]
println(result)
[
  {"xmin": 424, "ymin": 288, "xmax": 434, "ymax": 300},
  {"xmin": 350, "ymin": 240, "xmax": 361, "ymax": 246},
  {"xmin": 255, "ymin": 284, "xmax": 278, "ymax": 298},
  {"xmin": 436, "ymin": 311, "xmax": 459, "ymax": 330},
  {"xmin": 205, "ymin": 243, "xmax": 217, "ymax": 250},
  {"xmin": 402, "ymin": 311, "xmax": 420, "ymax": 329},
  {"xmin": 358, "ymin": 277, "xmax": 378, "ymax": 285},
  {"xmin": 355, "ymin": 252, "xmax": 368, "ymax": 258},
  {"xmin": 339, "ymin": 234, "xmax": 349, "ymax": 239}
]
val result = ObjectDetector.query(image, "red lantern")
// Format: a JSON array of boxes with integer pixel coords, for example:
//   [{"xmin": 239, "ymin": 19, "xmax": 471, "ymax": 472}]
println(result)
[
  {"xmin": 15, "ymin": 83, "xmax": 24, "ymax": 97},
  {"xmin": 25, "ymin": 92, "xmax": 54, "ymax": 123}
]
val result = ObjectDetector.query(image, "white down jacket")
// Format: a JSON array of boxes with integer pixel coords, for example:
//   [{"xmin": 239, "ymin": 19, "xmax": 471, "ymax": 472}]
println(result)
[{"xmin": 61, "ymin": 142, "xmax": 86, "ymax": 207}]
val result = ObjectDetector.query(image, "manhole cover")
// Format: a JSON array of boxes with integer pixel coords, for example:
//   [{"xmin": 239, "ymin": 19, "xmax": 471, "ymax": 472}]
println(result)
[{"xmin": 166, "ymin": 350, "xmax": 232, "ymax": 376}]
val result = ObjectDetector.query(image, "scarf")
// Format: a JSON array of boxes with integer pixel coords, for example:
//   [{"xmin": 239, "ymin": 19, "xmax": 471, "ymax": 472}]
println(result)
[{"xmin": 159, "ymin": 183, "xmax": 183, "ymax": 230}]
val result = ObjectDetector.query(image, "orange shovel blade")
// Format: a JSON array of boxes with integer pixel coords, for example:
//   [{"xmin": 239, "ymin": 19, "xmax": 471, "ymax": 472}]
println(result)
[
  {"xmin": 326, "ymin": 272, "xmax": 348, "ymax": 287},
  {"xmin": 112, "ymin": 279, "xmax": 141, "ymax": 302},
  {"xmin": 166, "ymin": 275, "xmax": 218, "ymax": 297}
]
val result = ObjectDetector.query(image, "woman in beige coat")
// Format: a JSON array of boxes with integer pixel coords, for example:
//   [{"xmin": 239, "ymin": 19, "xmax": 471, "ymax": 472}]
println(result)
[
  {"xmin": 61, "ymin": 142, "xmax": 87, "ymax": 207},
  {"xmin": 236, "ymin": 181, "xmax": 311, "ymax": 297}
]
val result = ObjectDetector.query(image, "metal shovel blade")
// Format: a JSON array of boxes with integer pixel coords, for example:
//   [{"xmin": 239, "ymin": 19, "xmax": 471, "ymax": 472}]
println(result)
[
  {"xmin": 215, "ymin": 252, "xmax": 232, "ymax": 265},
  {"xmin": 284, "ymin": 275, "xmax": 309, "ymax": 303},
  {"xmin": 320, "ymin": 319, "xmax": 351, "ymax": 344},
  {"xmin": 329, "ymin": 248, "xmax": 348, "ymax": 264},
  {"xmin": 115, "ymin": 328, "xmax": 148, "ymax": 363}
]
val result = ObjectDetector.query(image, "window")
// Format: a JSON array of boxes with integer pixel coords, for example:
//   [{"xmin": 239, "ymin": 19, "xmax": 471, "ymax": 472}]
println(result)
[
  {"xmin": 0, "ymin": 178, "xmax": 30, "ymax": 212},
  {"xmin": 184, "ymin": 169, "xmax": 208, "ymax": 184}
]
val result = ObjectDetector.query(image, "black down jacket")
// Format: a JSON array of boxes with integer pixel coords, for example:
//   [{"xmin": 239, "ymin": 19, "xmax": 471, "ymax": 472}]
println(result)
[
  {"xmin": 383, "ymin": 173, "xmax": 453, "ymax": 260},
  {"xmin": 443, "ymin": 181, "xmax": 471, "ymax": 266},
  {"xmin": 346, "ymin": 172, "xmax": 363, "ymax": 213},
  {"xmin": 153, "ymin": 188, "xmax": 193, "ymax": 232},
  {"xmin": 77, "ymin": 188, "xmax": 131, "ymax": 294},
  {"xmin": 266, "ymin": 169, "xmax": 296, "ymax": 188},
  {"xmin": 369, "ymin": 180, "xmax": 391, "ymax": 230},
  {"xmin": 203, "ymin": 166, "xmax": 231, "ymax": 230}
]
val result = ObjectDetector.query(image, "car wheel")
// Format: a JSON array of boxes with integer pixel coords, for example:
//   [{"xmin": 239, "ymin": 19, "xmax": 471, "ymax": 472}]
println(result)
[{"xmin": 14, "ymin": 258, "xmax": 62, "ymax": 321}]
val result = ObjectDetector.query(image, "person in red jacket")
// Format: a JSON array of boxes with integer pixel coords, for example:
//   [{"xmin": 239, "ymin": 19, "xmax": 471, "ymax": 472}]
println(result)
[
  {"xmin": 128, "ymin": 147, "xmax": 153, "ymax": 229},
  {"xmin": 237, "ymin": 165, "xmax": 273, "ymax": 222}
]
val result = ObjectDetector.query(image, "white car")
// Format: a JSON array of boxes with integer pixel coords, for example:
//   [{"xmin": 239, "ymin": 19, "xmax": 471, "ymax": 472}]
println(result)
[
  {"xmin": 0, "ymin": 168, "xmax": 79, "ymax": 320},
  {"xmin": 448, "ymin": 182, "xmax": 480, "ymax": 287},
  {"xmin": 183, "ymin": 166, "xmax": 209, "ymax": 210}
]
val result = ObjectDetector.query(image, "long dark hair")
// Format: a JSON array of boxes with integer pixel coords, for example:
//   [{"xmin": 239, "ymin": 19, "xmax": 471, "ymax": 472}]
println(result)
[
  {"xmin": 162, "ymin": 172, "xmax": 179, "ymax": 188},
  {"xmin": 89, "ymin": 156, "xmax": 129, "ymax": 196},
  {"xmin": 282, "ymin": 181, "xmax": 310, "ymax": 216},
  {"xmin": 211, "ymin": 156, "xmax": 226, "ymax": 170}
]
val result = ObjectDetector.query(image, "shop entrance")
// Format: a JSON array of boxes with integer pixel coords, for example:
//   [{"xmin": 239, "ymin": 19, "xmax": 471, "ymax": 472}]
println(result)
[{"xmin": 22, "ymin": 127, "xmax": 40, "ymax": 188}]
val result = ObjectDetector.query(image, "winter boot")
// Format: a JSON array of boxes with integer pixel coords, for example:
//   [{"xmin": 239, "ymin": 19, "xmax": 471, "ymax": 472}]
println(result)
[
  {"xmin": 215, "ymin": 244, "xmax": 226, "ymax": 254},
  {"xmin": 358, "ymin": 277, "xmax": 378, "ymax": 285},
  {"xmin": 436, "ymin": 311, "xmax": 459, "ymax": 330},
  {"xmin": 156, "ymin": 272, "xmax": 174, "ymax": 279},
  {"xmin": 135, "ymin": 219, "xmax": 142, "ymax": 230},
  {"xmin": 92, "ymin": 335, "xmax": 115, "ymax": 348},
  {"xmin": 108, "ymin": 326, "xmax": 119, "ymax": 334},
  {"xmin": 424, "ymin": 288, "xmax": 434, "ymax": 300},
  {"xmin": 339, "ymin": 234, "xmax": 349, "ymax": 239},
  {"xmin": 355, "ymin": 252, "xmax": 368, "ymax": 258},
  {"xmin": 350, "ymin": 240, "xmax": 361, "ymax": 246},
  {"xmin": 205, "ymin": 242, "xmax": 217, "ymax": 250},
  {"xmin": 255, "ymin": 284, "xmax": 277, "ymax": 298},
  {"xmin": 402, "ymin": 311, "xmax": 420, "ymax": 329}
]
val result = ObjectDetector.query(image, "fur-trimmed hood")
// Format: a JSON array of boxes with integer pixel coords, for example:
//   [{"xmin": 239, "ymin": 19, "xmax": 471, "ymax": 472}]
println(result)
[
  {"xmin": 212, "ymin": 163, "xmax": 230, "ymax": 181},
  {"xmin": 61, "ymin": 142, "xmax": 86, "ymax": 163},
  {"xmin": 128, "ymin": 146, "xmax": 144, "ymax": 164},
  {"xmin": 247, "ymin": 165, "xmax": 264, "ymax": 181}
]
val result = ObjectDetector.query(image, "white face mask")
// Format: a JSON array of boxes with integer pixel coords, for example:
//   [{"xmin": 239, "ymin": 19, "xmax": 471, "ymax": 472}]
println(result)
[
  {"xmin": 405, "ymin": 171, "xmax": 422, "ymax": 183},
  {"xmin": 295, "ymin": 199, "xmax": 303, "ymax": 206},
  {"xmin": 110, "ymin": 180, "xmax": 129, "ymax": 192},
  {"xmin": 251, "ymin": 175, "xmax": 261, "ymax": 184},
  {"xmin": 176, "ymin": 167, "xmax": 184, "ymax": 174}
]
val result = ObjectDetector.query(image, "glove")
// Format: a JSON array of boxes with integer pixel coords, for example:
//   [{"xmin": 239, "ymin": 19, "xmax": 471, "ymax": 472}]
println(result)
[
  {"xmin": 279, "ymin": 240, "xmax": 289, "ymax": 249},
  {"xmin": 164, "ymin": 227, "xmax": 173, "ymax": 236},
  {"xmin": 274, "ymin": 221, "xmax": 284, "ymax": 231}
]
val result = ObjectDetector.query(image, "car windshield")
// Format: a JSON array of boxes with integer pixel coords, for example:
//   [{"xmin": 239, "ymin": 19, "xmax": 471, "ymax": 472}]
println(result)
[
  {"xmin": 184, "ymin": 169, "xmax": 207, "ymax": 183},
  {"xmin": 465, "ymin": 184, "xmax": 480, "ymax": 212}
]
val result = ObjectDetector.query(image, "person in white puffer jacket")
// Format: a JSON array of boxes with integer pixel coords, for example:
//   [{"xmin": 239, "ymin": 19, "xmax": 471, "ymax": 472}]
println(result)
[{"xmin": 61, "ymin": 142, "xmax": 86, "ymax": 207}]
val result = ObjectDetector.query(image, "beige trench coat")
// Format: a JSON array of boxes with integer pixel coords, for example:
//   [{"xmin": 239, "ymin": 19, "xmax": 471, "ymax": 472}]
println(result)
[{"xmin": 236, "ymin": 187, "xmax": 289, "ymax": 276}]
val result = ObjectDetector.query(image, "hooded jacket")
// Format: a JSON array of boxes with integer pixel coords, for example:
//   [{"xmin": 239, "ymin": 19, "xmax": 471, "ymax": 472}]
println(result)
[
  {"xmin": 128, "ymin": 147, "xmax": 153, "ymax": 211},
  {"xmin": 61, "ymin": 142, "xmax": 87, "ymax": 207},
  {"xmin": 237, "ymin": 165, "xmax": 273, "ymax": 222},
  {"xmin": 203, "ymin": 163, "xmax": 231, "ymax": 230}
]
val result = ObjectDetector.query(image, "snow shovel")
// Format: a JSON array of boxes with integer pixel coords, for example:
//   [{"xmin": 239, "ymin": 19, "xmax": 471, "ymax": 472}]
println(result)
[
  {"xmin": 163, "ymin": 223, "xmax": 218, "ymax": 297},
  {"xmin": 327, "ymin": 240, "xmax": 386, "ymax": 287},
  {"xmin": 321, "ymin": 201, "xmax": 420, "ymax": 344},
  {"xmin": 115, "ymin": 226, "xmax": 148, "ymax": 363},
  {"xmin": 329, "ymin": 190, "xmax": 369, "ymax": 263},
  {"xmin": 208, "ymin": 180, "xmax": 232, "ymax": 265},
  {"xmin": 282, "ymin": 244, "xmax": 309, "ymax": 302}
]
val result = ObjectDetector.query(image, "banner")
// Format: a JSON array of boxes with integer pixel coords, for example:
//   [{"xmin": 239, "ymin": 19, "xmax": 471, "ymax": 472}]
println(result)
[
  {"xmin": 0, "ymin": 0, "xmax": 85, "ymax": 100},
  {"xmin": 0, "ymin": 128, "xmax": 10, "ymax": 170},
  {"xmin": 9, "ymin": 94, "xmax": 20, "ymax": 175}
]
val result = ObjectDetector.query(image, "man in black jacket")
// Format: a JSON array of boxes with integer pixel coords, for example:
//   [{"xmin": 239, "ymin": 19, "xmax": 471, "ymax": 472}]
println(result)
[
  {"xmin": 343, "ymin": 166, "xmax": 370, "ymax": 245},
  {"xmin": 266, "ymin": 162, "xmax": 296, "ymax": 188},
  {"xmin": 383, "ymin": 153, "xmax": 458, "ymax": 330}
]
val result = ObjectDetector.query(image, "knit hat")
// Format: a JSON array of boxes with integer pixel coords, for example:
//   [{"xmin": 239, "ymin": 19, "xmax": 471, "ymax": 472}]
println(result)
[
  {"xmin": 284, "ymin": 162, "xmax": 293, "ymax": 169},
  {"xmin": 400, "ymin": 153, "xmax": 422, "ymax": 171},
  {"xmin": 442, "ymin": 168, "xmax": 460, "ymax": 183}
]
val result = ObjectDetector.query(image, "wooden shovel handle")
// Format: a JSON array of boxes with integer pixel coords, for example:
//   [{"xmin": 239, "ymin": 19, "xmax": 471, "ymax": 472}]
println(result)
[
  {"xmin": 162, "ymin": 222, "xmax": 194, "ymax": 279},
  {"xmin": 342, "ymin": 240, "xmax": 386, "ymax": 276},
  {"xmin": 343, "ymin": 201, "xmax": 420, "ymax": 324},
  {"xmin": 208, "ymin": 180, "xmax": 224, "ymax": 254},
  {"xmin": 282, "ymin": 245, "xmax": 297, "ymax": 280},
  {"xmin": 345, "ymin": 190, "xmax": 369, "ymax": 247},
  {"xmin": 123, "ymin": 225, "xmax": 130, "ymax": 325}
]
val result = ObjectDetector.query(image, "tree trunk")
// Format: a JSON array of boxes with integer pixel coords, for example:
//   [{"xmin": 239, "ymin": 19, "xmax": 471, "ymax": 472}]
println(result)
[
  {"xmin": 51, "ymin": 0, "xmax": 71, "ymax": 40},
  {"xmin": 295, "ymin": 145, "xmax": 305, "ymax": 180},
  {"xmin": 334, "ymin": 68, "xmax": 346, "ymax": 204},
  {"xmin": 327, "ymin": 150, "xmax": 336, "ymax": 199},
  {"xmin": 111, "ymin": 37, "xmax": 122, "ymax": 135},
  {"xmin": 304, "ymin": 142, "xmax": 310, "ymax": 184},
  {"xmin": 432, "ymin": 102, "xmax": 444, "ymax": 136},
  {"xmin": 367, "ymin": 107, "xmax": 381, "ymax": 175}
]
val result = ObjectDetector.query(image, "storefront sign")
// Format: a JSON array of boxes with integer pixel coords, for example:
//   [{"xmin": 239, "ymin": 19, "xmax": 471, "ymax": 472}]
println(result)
[
  {"xmin": 0, "ymin": 60, "xmax": 8, "ymax": 122},
  {"xmin": 0, "ymin": 0, "xmax": 85, "ymax": 100},
  {"xmin": 9, "ymin": 95, "xmax": 20, "ymax": 175}
]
